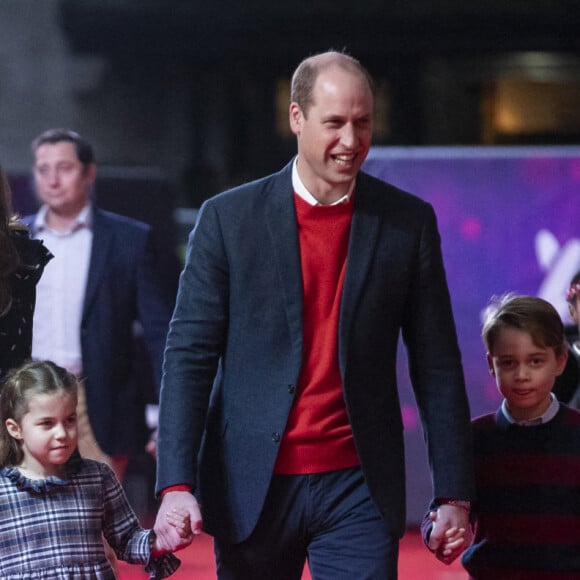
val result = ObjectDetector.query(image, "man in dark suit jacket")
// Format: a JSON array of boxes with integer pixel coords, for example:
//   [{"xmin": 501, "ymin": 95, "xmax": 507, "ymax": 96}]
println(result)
[
  {"xmin": 154, "ymin": 51, "xmax": 475, "ymax": 579},
  {"xmin": 25, "ymin": 128, "xmax": 174, "ymax": 479}
]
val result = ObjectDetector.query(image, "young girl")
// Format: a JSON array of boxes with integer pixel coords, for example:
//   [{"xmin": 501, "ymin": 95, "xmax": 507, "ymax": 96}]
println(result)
[{"xmin": 0, "ymin": 360, "xmax": 189, "ymax": 579}]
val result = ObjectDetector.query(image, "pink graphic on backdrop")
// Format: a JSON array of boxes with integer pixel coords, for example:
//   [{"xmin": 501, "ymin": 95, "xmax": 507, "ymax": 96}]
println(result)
[
  {"xmin": 461, "ymin": 216, "xmax": 482, "ymax": 240},
  {"xmin": 401, "ymin": 406, "xmax": 419, "ymax": 430}
]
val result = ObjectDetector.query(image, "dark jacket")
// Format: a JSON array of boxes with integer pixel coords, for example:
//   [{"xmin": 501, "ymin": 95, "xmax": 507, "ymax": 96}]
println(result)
[{"xmin": 156, "ymin": 162, "xmax": 475, "ymax": 542}]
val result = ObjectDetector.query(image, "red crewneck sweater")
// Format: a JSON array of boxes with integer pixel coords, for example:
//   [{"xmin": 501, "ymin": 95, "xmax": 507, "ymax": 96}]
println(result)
[{"xmin": 274, "ymin": 193, "xmax": 360, "ymax": 474}]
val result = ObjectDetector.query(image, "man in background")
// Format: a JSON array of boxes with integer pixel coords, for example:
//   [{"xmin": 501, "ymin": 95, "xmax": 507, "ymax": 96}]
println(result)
[{"xmin": 24, "ymin": 128, "xmax": 174, "ymax": 480}]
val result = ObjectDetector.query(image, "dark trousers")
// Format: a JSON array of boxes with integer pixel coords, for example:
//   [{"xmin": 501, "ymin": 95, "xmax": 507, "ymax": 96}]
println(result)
[{"xmin": 214, "ymin": 466, "xmax": 399, "ymax": 580}]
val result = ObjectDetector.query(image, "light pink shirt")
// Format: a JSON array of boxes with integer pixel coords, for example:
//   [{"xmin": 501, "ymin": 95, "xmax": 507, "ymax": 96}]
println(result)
[{"xmin": 31, "ymin": 205, "xmax": 93, "ymax": 375}]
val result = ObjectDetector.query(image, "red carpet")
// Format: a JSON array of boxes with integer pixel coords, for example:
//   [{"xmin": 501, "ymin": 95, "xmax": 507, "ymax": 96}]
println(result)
[{"xmin": 118, "ymin": 528, "xmax": 467, "ymax": 579}]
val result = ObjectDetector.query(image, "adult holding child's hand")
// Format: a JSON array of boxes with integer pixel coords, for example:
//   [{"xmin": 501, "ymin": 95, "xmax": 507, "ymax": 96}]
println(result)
[
  {"xmin": 155, "ymin": 490, "xmax": 202, "ymax": 552},
  {"xmin": 426, "ymin": 503, "xmax": 471, "ymax": 564}
]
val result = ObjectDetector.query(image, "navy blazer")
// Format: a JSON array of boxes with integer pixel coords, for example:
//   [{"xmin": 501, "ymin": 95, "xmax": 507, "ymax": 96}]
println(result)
[
  {"xmin": 156, "ymin": 162, "xmax": 475, "ymax": 542},
  {"xmin": 25, "ymin": 207, "xmax": 174, "ymax": 455}
]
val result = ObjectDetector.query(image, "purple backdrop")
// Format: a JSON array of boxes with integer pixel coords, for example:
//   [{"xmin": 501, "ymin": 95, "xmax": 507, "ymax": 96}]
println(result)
[
  {"xmin": 363, "ymin": 146, "xmax": 580, "ymax": 523},
  {"xmin": 10, "ymin": 148, "xmax": 580, "ymax": 524}
]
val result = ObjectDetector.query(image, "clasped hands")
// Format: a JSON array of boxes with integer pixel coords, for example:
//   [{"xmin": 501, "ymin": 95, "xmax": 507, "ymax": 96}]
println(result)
[
  {"xmin": 153, "ymin": 490, "xmax": 203, "ymax": 553},
  {"xmin": 427, "ymin": 503, "xmax": 472, "ymax": 565}
]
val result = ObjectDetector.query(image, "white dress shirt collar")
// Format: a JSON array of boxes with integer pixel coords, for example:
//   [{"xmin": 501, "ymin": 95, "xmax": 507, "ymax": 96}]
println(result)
[{"xmin": 292, "ymin": 157, "xmax": 352, "ymax": 206}]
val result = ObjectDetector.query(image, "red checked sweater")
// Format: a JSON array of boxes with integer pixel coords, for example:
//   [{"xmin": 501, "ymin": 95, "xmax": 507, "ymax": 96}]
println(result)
[{"xmin": 274, "ymin": 194, "xmax": 360, "ymax": 474}]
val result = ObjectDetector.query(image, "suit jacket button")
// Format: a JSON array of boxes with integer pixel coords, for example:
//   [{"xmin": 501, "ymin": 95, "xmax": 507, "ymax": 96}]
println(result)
[
  {"xmin": 288, "ymin": 384, "xmax": 295, "ymax": 394},
  {"xmin": 272, "ymin": 432, "xmax": 280, "ymax": 443}
]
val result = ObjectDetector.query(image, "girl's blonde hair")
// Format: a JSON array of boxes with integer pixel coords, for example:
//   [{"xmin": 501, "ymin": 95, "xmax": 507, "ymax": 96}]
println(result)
[{"xmin": 0, "ymin": 360, "xmax": 78, "ymax": 467}]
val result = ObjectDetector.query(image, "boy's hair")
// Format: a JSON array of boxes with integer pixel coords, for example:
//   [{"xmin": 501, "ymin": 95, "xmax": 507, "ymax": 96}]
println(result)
[
  {"xmin": 482, "ymin": 294, "xmax": 566, "ymax": 356},
  {"xmin": 0, "ymin": 360, "xmax": 78, "ymax": 467}
]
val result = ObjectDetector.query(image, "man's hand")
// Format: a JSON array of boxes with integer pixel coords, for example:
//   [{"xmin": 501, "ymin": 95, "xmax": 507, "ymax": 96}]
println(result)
[
  {"xmin": 427, "ymin": 504, "xmax": 471, "ymax": 564},
  {"xmin": 154, "ymin": 491, "xmax": 202, "ymax": 553}
]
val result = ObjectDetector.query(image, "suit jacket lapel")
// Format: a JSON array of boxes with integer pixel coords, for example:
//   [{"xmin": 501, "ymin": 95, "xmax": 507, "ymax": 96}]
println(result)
[
  {"xmin": 339, "ymin": 175, "xmax": 381, "ymax": 376},
  {"xmin": 83, "ymin": 208, "xmax": 113, "ymax": 321},
  {"xmin": 265, "ymin": 168, "xmax": 304, "ymax": 357}
]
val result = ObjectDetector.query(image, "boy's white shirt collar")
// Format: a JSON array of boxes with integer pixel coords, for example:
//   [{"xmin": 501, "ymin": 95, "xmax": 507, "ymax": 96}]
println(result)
[{"xmin": 501, "ymin": 393, "xmax": 559, "ymax": 426}]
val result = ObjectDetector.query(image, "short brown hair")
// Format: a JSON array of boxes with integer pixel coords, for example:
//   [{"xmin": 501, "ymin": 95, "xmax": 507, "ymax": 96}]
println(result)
[
  {"xmin": 290, "ymin": 50, "xmax": 374, "ymax": 118},
  {"xmin": 482, "ymin": 294, "xmax": 566, "ymax": 357},
  {"xmin": 31, "ymin": 128, "xmax": 95, "ymax": 166}
]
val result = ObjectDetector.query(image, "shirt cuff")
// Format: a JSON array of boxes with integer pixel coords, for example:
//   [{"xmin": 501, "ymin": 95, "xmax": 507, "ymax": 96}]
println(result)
[
  {"xmin": 438, "ymin": 498, "xmax": 471, "ymax": 511},
  {"xmin": 161, "ymin": 484, "xmax": 192, "ymax": 496}
]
